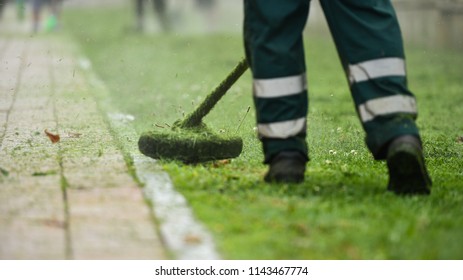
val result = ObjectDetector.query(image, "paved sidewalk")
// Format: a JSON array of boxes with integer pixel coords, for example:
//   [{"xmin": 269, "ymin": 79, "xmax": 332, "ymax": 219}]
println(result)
[{"xmin": 0, "ymin": 10, "xmax": 166, "ymax": 259}]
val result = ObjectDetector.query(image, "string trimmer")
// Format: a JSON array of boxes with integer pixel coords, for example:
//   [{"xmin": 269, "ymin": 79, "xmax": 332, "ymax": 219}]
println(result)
[{"xmin": 138, "ymin": 58, "xmax": 249, "ymax": 163}]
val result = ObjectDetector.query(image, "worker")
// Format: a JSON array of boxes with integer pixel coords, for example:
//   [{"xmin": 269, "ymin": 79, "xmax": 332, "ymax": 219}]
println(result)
[{"xmin": 243, "ymin": 0, "xmax": 432, "ymax": 195}]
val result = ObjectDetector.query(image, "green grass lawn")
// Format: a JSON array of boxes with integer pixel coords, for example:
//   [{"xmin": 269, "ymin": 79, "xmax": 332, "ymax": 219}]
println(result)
[{"xmin": 63, "ymin": 6, "xmax": 463, "ymax": 259}]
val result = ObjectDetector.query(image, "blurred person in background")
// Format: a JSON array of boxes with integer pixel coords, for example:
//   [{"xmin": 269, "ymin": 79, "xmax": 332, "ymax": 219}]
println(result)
[
  {"xmin": 0, "ymin": 0, "xmax": 6, "ymax": 19},
  {"xmin": 134, "ymin": 0, "xmax": 169, "ymax": 32},
  {"xmin": 32, "ymin": 0, "xmax": 62, "ymax": 33},
  {"xmin": 0, "ymin": 0, "xmax": 25, "ymax": 21},
  {"xmin": 17, "ymin": 0, "xmax": 25, "ymax": 21}
]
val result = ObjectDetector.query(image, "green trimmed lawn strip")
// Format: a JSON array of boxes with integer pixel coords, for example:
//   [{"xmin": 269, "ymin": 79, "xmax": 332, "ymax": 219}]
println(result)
[{"xmin": 64, "ymin": 6, "xmax": 463, "ymax": 259}]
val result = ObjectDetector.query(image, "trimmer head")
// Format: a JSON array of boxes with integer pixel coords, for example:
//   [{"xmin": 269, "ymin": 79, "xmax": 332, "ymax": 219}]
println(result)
[
  {"xmin": 138, "ymin": 58, "xmax": 248, "ymax": 163},
  {"xmin": 138, "ymin": 128, "xmax": 243, "ymax": 163}
]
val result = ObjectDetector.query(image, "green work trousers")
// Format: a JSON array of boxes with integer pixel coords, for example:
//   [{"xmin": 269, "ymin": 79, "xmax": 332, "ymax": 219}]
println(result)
[{"xmin": 244, "ymin": 0, "xmax": 420, "ymax": 163}]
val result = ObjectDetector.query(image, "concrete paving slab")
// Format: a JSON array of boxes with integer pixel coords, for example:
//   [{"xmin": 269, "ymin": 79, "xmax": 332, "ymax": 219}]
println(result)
[
  {"xmin": 0, "ymin": 175, "xmax": 66, "ymax": 259},
  {"xmin": 68, "ymin": 187, "xmax": 164, "ymax": 259}
]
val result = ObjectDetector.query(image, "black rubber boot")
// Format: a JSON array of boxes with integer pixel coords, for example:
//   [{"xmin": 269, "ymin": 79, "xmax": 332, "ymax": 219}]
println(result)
[
  {"xmin": 264, "ymin": 151, "xmax": 307, "ymax": 183},
  {"xmin": 386, "ymin": 135, "xmax": 432, "ymax": 195}
]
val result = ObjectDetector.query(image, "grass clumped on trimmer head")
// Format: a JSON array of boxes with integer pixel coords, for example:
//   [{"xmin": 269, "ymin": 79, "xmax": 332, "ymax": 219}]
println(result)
[
  {"xmin": 138, "ymin": 122, "xmax": 243, "ymax": 163},
  {"xmin": 138, "ymin": 59, "xmax": 248, "ymax": 163}
]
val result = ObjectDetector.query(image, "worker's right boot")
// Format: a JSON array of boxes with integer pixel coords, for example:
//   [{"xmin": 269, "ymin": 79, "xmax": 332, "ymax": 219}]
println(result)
[{"xmin": 386, "ymin": 135, "xmax": 432, "ymax": 195}]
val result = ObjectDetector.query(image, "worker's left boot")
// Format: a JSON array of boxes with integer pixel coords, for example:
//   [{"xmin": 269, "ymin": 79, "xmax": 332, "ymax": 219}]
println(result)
[
  {"xmin": 264, "ymin": 150, "xmax": 306, "ymax": 183},
  {"xmin": 386, "ymin": 135, "xmax": 432, "ymax": 195}
]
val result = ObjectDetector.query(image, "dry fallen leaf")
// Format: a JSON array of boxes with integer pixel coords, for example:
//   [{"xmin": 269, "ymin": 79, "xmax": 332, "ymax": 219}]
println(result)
[
  {"xmin": 184, "ymin": 234, "xmax": 202, "ymax": 244},
  {"xmin": 44, "ymin": 129, "xmax": 60, "ymax": 143},
  {"xmin": 40, "ymin": 219, "xmax": 66, "ymax": 229}
]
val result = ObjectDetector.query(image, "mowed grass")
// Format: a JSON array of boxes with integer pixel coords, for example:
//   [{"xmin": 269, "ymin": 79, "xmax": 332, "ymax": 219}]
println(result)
[{"xmin": 63, "ymin": 6, "xmax": 463, "ymax": 259}]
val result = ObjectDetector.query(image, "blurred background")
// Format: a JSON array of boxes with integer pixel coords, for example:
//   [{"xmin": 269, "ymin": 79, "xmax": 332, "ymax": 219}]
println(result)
[
  {"xmin": 2, "ymin": 0, "xmax": 461, "ymax": 50},
  {"xmin": 310, "ymin": 0, "xmax": 463, "ymax": 50},
  {"xmin": 60, "ymin": 0, "xmax": 463, "ymax": 50}
]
